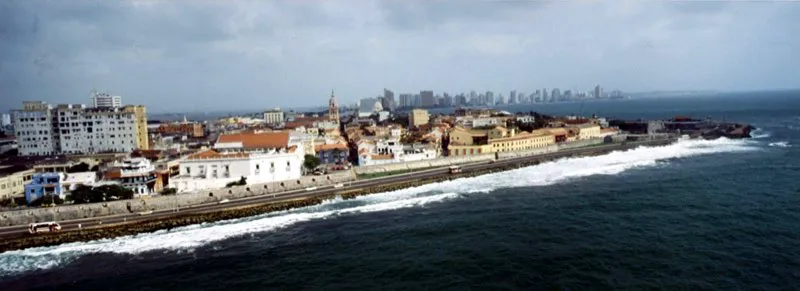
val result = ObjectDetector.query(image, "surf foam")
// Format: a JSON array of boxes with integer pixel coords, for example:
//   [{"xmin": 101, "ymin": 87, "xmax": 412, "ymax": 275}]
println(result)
[{"xmin": 0, "ymin": 137, "xmax": 759, "ymax": 277}]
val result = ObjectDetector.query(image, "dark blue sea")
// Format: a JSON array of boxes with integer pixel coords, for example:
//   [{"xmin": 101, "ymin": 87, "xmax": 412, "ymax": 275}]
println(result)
[{"xmin": 2, "ymin": 91, "xmax": 799, "ymax": 290}]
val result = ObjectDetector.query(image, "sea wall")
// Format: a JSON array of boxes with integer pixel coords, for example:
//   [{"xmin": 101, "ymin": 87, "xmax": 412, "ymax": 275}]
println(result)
[
  {"xmin": 0, "ymin": 171, "xmax": 356, "ymax": 227},
  {"xmin": 353, "ymin": 154, "xmax": 495, "ymax": 175}
]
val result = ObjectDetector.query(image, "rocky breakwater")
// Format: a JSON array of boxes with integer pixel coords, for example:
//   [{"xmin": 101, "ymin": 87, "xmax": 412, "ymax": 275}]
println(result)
[{"xmin": 0, "ymin": 195, "xmax": 334, "ymax": 252}]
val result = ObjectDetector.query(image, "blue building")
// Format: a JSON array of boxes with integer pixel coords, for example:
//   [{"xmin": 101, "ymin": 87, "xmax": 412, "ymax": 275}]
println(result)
[
  {"xmin": 315, "ymin": 143, "xmax": 350, "ymax": 165},
  {"xmin": 24, "ymin": 172, "xmax": 65, "ymax": 204}
]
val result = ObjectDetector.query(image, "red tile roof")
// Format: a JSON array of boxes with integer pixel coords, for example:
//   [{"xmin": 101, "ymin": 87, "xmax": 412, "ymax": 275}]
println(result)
[
  {"xmin": 315, "ymin": 143, "xmax": 349, "ymax": 151},
  {"xmin": 216, "ymin": 132, "xmax": 289, "ymax": 149},
  {"xmin": 187, "ymin": 149, "xmax": 250, "ymax": 160}
]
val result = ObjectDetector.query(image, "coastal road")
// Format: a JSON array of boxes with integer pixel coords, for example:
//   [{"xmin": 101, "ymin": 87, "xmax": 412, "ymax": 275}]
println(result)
[{"xmin": 0, "ymin": 139, "xmax": 671, "ymax": 240}]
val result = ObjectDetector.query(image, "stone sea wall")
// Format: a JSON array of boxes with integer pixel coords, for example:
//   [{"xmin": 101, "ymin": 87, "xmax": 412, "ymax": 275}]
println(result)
[{"xmin": 0, "ymin": 171, "xmax": 356, "ymax": 227}]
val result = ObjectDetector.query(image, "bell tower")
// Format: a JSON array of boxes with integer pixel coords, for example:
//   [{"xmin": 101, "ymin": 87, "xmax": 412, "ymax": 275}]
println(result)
[{"xmin": 328, "ymin": 90, "xmax": 340, "ymax": 124}]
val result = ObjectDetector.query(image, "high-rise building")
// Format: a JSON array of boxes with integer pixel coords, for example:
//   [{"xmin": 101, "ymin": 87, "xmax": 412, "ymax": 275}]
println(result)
[
  {"xmin": 485, "ymin": 91, "xmax": 494, "ymax": 105},
  {"xmin": 594, "ymin": 85, "xmax": 603, "ymax": 99},
  {"xmin": 12, "ymin": 101, "xmax": 149, "ymax": 156},
  {"xmin": 420, "ymin": 90, "xmax": 435, "ymax": 107},
  {"xmin": 509, "ymin": 90, "xmax": 517, "ymax": 104},
  {"xmin": 398, "ymin": 94, "xmax": 413, "ymax": 108},
  {"xmin": 413, "ymin": 94, "xmax": 421, "ymax": 107},
  {"xmin": 91, "ymin": 91, "xmax": 122, "ymax": 108},
  {"xmin": 551, "ymin": 88, "xmax": 561, "ymax": 101},
  {"xmin": 542, "ymin": 89, "xmax": 549, "ymax": 102},
  {"xmin": 381, "ymin": 89, "xmax": 396, "ymax": 112}
]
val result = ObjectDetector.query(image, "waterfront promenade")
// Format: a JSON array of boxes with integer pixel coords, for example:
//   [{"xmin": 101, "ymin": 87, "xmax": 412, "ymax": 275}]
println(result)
[{"xmin": 0, "ymin": 137, "xmax": 674, "ymax": 251}]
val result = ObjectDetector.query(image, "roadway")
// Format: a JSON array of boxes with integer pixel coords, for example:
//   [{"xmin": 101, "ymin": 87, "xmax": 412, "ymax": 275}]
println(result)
[{"xmin": 0, "ymin": 139, "xmax": 671, "ymax": 240}]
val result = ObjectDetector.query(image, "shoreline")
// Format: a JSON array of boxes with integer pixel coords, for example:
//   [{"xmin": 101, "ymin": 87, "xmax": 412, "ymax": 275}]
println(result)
[{"xmin": 0, "ymin": 137, "xmax": 679, "ymax": 252}]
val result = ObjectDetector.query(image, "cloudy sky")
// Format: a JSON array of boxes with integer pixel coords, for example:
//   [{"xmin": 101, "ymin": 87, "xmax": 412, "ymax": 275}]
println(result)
[{"xmin": 1, "ymin": 0, "xmax": 799, "ymax": 113}]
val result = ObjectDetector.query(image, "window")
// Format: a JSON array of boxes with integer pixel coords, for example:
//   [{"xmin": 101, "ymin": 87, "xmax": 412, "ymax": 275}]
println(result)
[{"xmin": 186, "ymin": 167, "xmax": 191, "ymax": 174}]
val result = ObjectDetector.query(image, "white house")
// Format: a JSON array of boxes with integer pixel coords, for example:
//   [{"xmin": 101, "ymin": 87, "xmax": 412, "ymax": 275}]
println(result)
[
  {"xmin": 172, "ymin": 131, "xmax": 303, "ymax": 193},
  {"xmin": 358, "ymin": 137, "xmax": 438, "ymax": 166}
]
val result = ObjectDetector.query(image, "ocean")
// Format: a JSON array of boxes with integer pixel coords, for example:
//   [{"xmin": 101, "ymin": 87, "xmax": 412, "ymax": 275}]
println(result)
[{"xmin": 1, "ymin": 91, "xmax": 799, "ymax": 290}]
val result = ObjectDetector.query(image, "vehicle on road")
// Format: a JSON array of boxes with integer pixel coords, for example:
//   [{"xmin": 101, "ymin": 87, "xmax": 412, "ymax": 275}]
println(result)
[
  {"xmin": 333, "ymin": 183, "xmax": 344, "ymax": 188},
  {"xmin": 305, "ymin": 187, "xmax": 318, "ymax": 191},
  {"xmin": 449, "ymin": 165, "xmax": 462, "ymax": 174},
  {"xmin": 219, "ymin": 199, "xmax": 230, "ymax": 204},
  {"xmin": 138, "ymin": 210, "xmax": 153, "ymax": 216},
  {"xmin": 28, "ymin": 222, "xmax": 61, "ymax": 234}
]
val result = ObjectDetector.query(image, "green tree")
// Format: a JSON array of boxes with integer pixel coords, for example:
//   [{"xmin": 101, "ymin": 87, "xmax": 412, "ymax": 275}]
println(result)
[
  {"xmin": 71, "ymin": 184, "xmax": 134, "ymax": 204},
  {"xmin": 66, "ymin": 162, "xmax": 90, "ymax": 173},
  {"xmin": 303, "ymin": 154, "xmax": 321, "ymax": 170},
  {"xmin": 160, "ymin": 188, "xmax": 177, "ymax": 195},
  {"xmin": 225, "ymin": 176, "xmax": 247, "ymax": 188},
  {"xmin": 29, "ymin": 195, "xmax": 64, "ymax": 207}
]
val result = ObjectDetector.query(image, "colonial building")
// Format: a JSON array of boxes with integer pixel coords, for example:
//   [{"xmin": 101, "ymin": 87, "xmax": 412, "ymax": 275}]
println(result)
[
  {"xmin": 357, "ymin": 136, "xmax": 437, "ymax": 166},
  {"xmin": 315, "ymin": 143, "xmax": 350, "ymax": 165},
  {"xmin": 448, "ymin": 126, "xmax": 557, "ymax": 156},
  {"xmin": 0, "ymin": 166, "xmax": 34, "ymax": 201},
  {"xmin": 171, "ymin": 131, "xmax": 304, "ymax": 193},
  {"xmin": 105, "ymin": 157, "xmax": 160, "ymax": 196}
]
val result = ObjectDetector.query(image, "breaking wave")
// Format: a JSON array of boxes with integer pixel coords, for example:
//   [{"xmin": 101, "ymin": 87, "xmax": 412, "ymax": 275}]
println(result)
[
  {"xmin": 0, "ymin": 138, "xmax": 759, "ymax": 277},
  {"xmin": 769, "ymin": 141, "xmax": 791, "ymax": 148},
  {"xmin": 750, "ymin": 128, "xmax": 770, "ymax": 139}
]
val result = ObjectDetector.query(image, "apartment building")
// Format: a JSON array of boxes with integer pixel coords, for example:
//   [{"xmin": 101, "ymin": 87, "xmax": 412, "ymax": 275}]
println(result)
[{"xmin": 12, "ymin": 101, "xmax": 149, "ymax": 156}]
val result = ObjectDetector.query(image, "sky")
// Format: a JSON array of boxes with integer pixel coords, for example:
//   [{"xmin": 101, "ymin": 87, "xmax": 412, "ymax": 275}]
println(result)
[{"xmin": 1, "ymin": 0, "xmax": 799, "ymax": 113}]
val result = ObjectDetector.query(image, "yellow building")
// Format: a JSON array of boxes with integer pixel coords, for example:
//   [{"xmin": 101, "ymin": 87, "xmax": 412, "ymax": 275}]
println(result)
[
  {"xmin": 571, "ymin": 123, "xmax": 601, "ymax": 140},
  {"xmin": 0, "ymin": 167, "xmax": 34, "ymax": 201},
  {"xmin": 448, "ymin": 127, "xmax": 555, "ymax": 156},
  {"xmin": 409, "ymin": 109, "xmax": 430, "ymax": 128},
  {"xmin": 124, "ymin": 105, "xmax": 150, "ymax": 150}
]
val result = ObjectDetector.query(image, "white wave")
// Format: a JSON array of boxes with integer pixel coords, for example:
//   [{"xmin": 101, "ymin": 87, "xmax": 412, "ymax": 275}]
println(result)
[
  {"xmin": 750, "ymin": 128, "xmax": 770, "ymax": 139},
  {"xmin": 768, "ymin": 141, "xmax": 791, "ymax": 148},
  {"xmin": 0, "ymin": 138, "xmax": 758, "ymax": 277}
]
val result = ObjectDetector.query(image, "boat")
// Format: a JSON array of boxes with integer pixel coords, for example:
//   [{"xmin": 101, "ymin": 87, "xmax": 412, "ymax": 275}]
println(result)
[{"xmin": 28, "ymin": 222, "xmax": 61, "ymax": 234}]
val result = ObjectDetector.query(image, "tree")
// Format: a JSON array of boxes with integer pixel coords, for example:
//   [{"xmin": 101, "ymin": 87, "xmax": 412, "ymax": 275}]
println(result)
[
  {"xmin": 71, "ymin": 184, "xmax": 134, "ymax": 204},
  {"xmin": 226, "ymin": 176, "xmax": 247, "ymax": 188},
  {"xmin": 160, "ymin": 188, "xmax": 177, "ymax": 195},
  {"xmin": 66, "ymin": 162, "xmax": 90, "ymax": 173},
  {"xmin": 29, "ymin": 195, "xmax": 64, "ymax": 207},
  {"xmin": 303, "ymin": 154, "xmax": 321, "ymax": 170}
]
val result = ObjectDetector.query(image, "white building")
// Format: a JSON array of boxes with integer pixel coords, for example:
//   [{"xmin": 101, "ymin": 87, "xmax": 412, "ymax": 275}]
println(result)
[
  {"xmin": 11, "ymin": 101, "xmax": 57, "ymax": 156},
  {"xmin": 107, "ymin": 157, "xmax": 158, "ymax": 195},
  {"xmin": 516, "ymin": 115, "xmax": 536, "ymax": 124},
  {"xmin": 12, "ymin": 101, "xmax": 148, "ymax": 156},
  {"xmin": 358, "ymin": 98, "xmax": 384, "ymax": 118},
  {"xmin": 172, "ymin": 131, "xmax": 304, "ymax": 193},
  {"xmin": 263, "ymin": 109, "xmax": 285, "ymax": 125},
  {"xmin": 358, "ymin": 137, "xmax": 437, "ymax": 166},
  {"xmin": 61, "ymin": 171, "xmax": 98, "ymax": 192},
  {"xmin": 91, "ymin": 92, "xmax": 122, "ymax": 108},
  {"xmin": 1, "ymin": 113, "xmax": 10, "ymax": 127}
]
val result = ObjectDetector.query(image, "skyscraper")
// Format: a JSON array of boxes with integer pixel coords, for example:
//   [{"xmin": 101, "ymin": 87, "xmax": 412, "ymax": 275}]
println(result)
[
  {"xmin": 509, "ymin": 90, "xmax": 517, "ymax": 104},
  {"xmin": 420, "ymin": 90, "xmax": 435, "ymax": 107},
  {"xmin": 381, "ymin": 88, "xmax": 396, "ymax": 112},
  {"xmin": 399, "ymin": 94, "xmax": 413, "ymax": 108},
  {"xmin": 594, "ymin": 85, "xmax": 603, "ymax": 99}
]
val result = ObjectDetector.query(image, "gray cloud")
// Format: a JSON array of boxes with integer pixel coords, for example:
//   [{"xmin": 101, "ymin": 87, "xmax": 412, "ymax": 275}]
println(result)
[{"xmin": 0, "ymin": 0, "xmax": 798, "ymax": 113}]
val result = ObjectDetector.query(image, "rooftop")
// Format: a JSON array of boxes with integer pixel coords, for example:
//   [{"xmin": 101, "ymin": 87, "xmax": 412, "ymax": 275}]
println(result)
[{"xmin": 216, "ymin": 131, "xmax": 290, "ymax": 149}]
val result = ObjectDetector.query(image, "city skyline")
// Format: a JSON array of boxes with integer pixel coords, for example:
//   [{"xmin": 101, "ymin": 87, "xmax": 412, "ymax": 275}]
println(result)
[{"xmin": 1, "ymin": 1, "xmax": 799, "ymax": 113}]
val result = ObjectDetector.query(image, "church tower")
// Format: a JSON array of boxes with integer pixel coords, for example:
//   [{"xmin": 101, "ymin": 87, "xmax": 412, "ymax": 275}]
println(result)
[{"xmin": 328, "ymin": 90, "xmax": 340, "ymax": 124}]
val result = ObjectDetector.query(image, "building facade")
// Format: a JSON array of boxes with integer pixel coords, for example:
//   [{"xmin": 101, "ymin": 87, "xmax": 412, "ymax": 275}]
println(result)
[
  {"xmin": 24, "ymin": 172, "xmax": 65, "ymax": 204},
  {"xmin": 0, "ymin": 168, "xmax": 34, "ymax": 201},
  {"xmin": 263, "ymin": 109, "xmax": 285, "ymax": 125},
  {"xmin": 315, "ymin": 143, "xmax": 349, "ymax": 165},
  {"xmin": 409, "ymin": 109, "xmax": 430, "ymax": 128},
  {"xmin": 106, "ymin": 157, "xmax": 159, "ymax": 195},
  {"xmin": 91, "ymin": 92, "xmax": 122, "ymax": 108},
  {"xmin": 171, "ymin": 132, "xmax": 304, "ymax": 193},
  {"xmin": 448, "ymin": 127, "xmax": 556, "ymax": 156},
  {"xmin": 152, "ymin": 122, "xmax": 206, "ymax": 138},
  {"xmin": 12, "ymin": 101, "xmax": 149, "ymax": 156}
]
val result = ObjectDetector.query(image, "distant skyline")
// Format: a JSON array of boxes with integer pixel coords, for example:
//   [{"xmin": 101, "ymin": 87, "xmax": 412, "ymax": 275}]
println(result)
[{"xmin": 1, "ymin": 1, "xmax": 799, "ymax": 113}]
